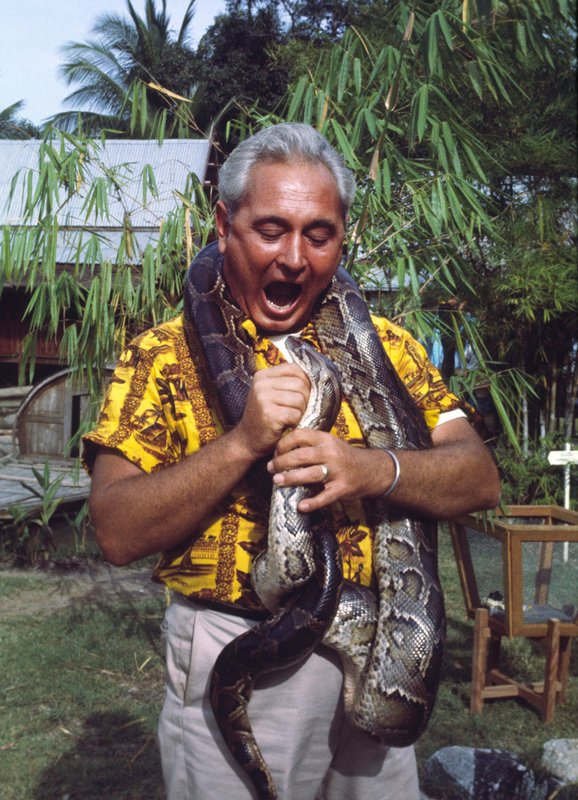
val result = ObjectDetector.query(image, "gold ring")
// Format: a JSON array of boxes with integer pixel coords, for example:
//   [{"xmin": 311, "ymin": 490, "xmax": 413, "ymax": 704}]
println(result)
[{"xmin": 320, "ymin": 464, "xmax": 330, "ymax": 483}]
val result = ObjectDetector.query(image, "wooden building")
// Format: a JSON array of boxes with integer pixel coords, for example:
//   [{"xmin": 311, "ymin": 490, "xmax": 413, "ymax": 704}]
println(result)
[{"xmin": 0, "ymin": 138, "xmax": 213, "ymax": 518}]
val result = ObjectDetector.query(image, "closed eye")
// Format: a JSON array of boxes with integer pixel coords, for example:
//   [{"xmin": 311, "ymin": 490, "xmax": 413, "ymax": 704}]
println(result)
[
  {"xmin": 307, "ymin": 234, "xmax": 330, "ymax": 246},
  {"xmin": 256, "ymin": 226, "xmax": 285, "ymax": 241}
]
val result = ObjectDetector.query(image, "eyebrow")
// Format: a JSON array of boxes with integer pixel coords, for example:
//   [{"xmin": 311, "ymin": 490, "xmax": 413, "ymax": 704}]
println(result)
[{"xmin": 252, "ymin": 216, "xmax": 339, "ymax": 234}]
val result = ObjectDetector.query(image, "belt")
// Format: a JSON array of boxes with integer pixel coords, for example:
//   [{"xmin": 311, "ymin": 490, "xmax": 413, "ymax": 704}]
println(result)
[{"xmin": 176, "ymin": 593, "xmax": 269, "ymax": 621}]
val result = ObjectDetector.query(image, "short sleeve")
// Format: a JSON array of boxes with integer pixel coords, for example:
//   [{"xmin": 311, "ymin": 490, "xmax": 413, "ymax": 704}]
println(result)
[
  {"xmin": 372, "ymin": 316, "xmax": 468, "ymax": 430},
  {"xmin": 82, "ymin": 335, "xmax": 191, "ymax": 474}
]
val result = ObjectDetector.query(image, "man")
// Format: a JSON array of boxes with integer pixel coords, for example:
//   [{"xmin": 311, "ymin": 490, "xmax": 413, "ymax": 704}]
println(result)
[{"xmin": 84, "ymin": 123, "xmax": 500, "ymax": 799}]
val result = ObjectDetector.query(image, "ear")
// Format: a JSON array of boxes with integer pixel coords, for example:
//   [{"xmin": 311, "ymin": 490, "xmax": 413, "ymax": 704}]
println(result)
[{"xmin": 215, "ymin": 201, "xmax": 230, "ymax": 254}]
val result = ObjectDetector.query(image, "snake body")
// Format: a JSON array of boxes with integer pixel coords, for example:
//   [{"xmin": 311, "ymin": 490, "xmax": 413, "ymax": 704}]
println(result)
[
  {"xmin": 183, "ymin": 243, "xmax": 445, "ymax": 800},
  {"xmin": 250, "ymin": 337, "xmax": 341, "ymax": 611},
  {"xmin": 210, "ymin": 518, "xmax": 343, "ymax": 799}
]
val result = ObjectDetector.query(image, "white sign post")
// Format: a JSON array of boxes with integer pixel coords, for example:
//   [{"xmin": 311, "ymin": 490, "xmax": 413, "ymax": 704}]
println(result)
[{"xmin": 547, "ymin": 443, "xmax": 578, "ymax": 561}]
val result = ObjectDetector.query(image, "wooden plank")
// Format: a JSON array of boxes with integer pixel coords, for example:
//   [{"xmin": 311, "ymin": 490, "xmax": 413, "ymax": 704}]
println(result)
[
  {"xmin": 0, "ymin": 456, "xmax": 90, "ymax": 521},
  {"xmin": 471, "ymin": 608, "xmax": 490, "ymax": 714}
]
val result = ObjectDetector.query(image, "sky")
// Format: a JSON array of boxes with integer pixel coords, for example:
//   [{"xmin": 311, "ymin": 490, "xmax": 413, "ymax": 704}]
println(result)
[{"xmin": 0, "ymin": 0, "xmax": 227, "ymax": 126}]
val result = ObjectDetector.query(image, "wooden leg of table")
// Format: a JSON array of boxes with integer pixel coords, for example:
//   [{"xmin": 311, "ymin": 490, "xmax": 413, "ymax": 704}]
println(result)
[
  {"xmin": 558, "ymin": 635, "xmax": 571, "ymax": 704},
  {"xmin": 542, "ymin": 619, "xmax": 561, "ymax": 723},
  {"xmin": 471, "ymin": 608, "xmax": 490, "ymax": 714},
  {"xmin": 488, "ymin": 627, "xmax": 502, "ymax": 671}
]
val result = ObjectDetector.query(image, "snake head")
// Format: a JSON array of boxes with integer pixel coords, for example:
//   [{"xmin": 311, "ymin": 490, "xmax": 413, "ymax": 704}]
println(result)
[{"xmin": 285, "ymin": 337, "xmax": 342, "ymax": 432}]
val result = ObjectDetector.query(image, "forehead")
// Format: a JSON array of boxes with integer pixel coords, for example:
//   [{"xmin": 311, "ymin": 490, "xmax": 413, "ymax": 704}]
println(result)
[{"xmin": 239, "ymin": 160, "xmax": 343, "ymax": 221}]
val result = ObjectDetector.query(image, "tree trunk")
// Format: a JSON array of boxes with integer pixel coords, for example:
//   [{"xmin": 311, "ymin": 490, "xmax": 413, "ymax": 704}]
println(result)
[
  {"xmin": 548, "ymin": 352, "xmax": 558, "ymax": 435},
  {"xmin": 563, "ymin": 346, "xmax": 578, "ymax": 441}
]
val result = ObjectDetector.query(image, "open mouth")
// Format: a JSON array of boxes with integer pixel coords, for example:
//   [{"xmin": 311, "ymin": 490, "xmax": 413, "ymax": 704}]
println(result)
[{"xmin": 263, "ymin": 281, "xmax": 302, "ymax": 311}]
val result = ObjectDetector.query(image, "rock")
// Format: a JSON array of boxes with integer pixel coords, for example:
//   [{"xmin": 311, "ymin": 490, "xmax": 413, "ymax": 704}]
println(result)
[
  {"xmin": 424, "ymin": 746, "xmax": 538, "ymax": 800},
  {"xmin": 555, "ymin": 786, "xmax": 578, "ymax": 800},
  {"xmin": 542, "ymin": 739, "xmax": 578, "ymax": 784}
]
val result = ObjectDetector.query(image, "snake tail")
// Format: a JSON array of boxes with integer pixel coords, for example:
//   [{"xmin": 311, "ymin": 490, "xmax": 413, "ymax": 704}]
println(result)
[{"xmin": 210, "ymin": 522, "xmax": 343, "ymax": 800}]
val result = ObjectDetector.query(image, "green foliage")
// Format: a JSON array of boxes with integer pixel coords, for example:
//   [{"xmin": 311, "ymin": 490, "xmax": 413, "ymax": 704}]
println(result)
[
  {"xmin": 51, "ymin": 0, "xmax": 199, "ymax": 136},
  {"xmin": 495, "ymin": 434, "xmax": 571, "ymax": 506},
  {"xmin": 63, "ymin": 502, "xmax": 95, "ymax": 555},
  {"xmin": 1, "ymin": 129, "xmax": 215, "ymax": 393},
  {"xmin": 0, "ymin": 101, "xmax": 41, "ymax": 140},
  {"xmin": 2, "ymin": 462, "xmax": 64, "ymax": 565},
  {"xmin": 253, "ymin": 0, "xmax": 575, "ymax": 449},
  {"xmin": 2, "ymin": 0, "xmax": 575, "ymax": 464},
  {"xmin": 229, "ymin": 1, "xmax": 573, "ymax": 446},
  {"xmin": 194, "ymin": 3, "xmax": 289, "ymax": 134}
]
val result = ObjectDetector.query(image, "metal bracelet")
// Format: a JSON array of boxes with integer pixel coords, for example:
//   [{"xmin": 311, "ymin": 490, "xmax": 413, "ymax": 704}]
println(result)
[{"xmin": 382, "ymin": 449, "xmax": 401, "ymax": 498}]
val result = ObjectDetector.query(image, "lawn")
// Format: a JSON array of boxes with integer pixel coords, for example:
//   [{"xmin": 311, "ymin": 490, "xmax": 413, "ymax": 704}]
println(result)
[
  {"xmin": 0, "ymin": 576, "xmax": 166, "ymax": 800},
  {"xmin": 0, "ymin": 531, "xmax": 576, "ymax": 800}
]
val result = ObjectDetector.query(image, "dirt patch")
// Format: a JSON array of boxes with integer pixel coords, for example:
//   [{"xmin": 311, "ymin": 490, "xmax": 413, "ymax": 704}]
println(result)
[{"xmin": 0, "ymin": 561, "xmax": 166, "ymax": 619}]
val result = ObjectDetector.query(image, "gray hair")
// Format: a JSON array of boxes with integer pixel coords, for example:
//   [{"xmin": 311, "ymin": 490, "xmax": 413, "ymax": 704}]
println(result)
[{"xmin": 218, "ymin": 122, "xmax": 356, "ymax": 218}]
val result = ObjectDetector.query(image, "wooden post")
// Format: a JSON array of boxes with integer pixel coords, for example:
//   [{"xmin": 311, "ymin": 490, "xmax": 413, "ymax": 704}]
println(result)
[
  {"xmin": 558, "ymin": 635, "xmax": 571, "ymax": 704},
  {"xmin": 542, "ymin": 619, "xmax": 561, "ymax": 723},
  {"xmin": 471, "ymin": 608, "xmax": 491, "ymax": 714}
]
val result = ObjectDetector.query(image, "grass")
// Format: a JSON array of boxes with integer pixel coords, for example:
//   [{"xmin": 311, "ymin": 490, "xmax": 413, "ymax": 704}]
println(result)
[
  {"xmin": 0, "ymin": 572, "xmax": 43, "ymax": 599},
  {"xmin": 0, "ymin": 534, "xmax": 576, "ymax": 800},
  {"xmin": 0, "ymin": 578, "xmax": 166, "ymax": 800}
]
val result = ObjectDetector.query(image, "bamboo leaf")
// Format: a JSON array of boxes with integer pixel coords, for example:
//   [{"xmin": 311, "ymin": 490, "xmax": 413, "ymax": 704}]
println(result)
[
  {"xmin": 353, "ymin": 57, "xmax": 362, "ymax": 96},
  {"xmin": 466, "ymin": 62, "xmax": 483, "ymax": 99},
  {"xmin": 489, "ymin": 384, "xmax": 521, "ymax": 451},
  {"xmin": 516, "ymin": 21, "xmax": 528, "ymax": 55},
  {"xmin": 436, "ymin": 10, "xmax": 454, "ymax": 51},
  {"xmin": 329, "ymin": 119, "xmax": 355, "ymax": 166},
  {"xmin": 363, "ymin": 108, "xmax": 379, "ymax": 139},
  {"xmin": 367, "ymin": 46, "xmax": 388, "ymax": 85},
  {"xmin": 287, "ymin": 76, "xmax": 307, "ymax": 120},
  {"xmin": 382, "ymin": 158, "xmax": 391, "ymax": 206},
  {"xmin": 303, "ymin": 83, "xmax": 314, "ymax": 125},
  {"xmin": 461, "ymin": 141, "xmax": 487, "ymax": 182},
  {"xmin": 425, "ymin": 15, "xmax": 439, "ymax": 78},
  {"xmin": 410, "ymin": 84, "xmax": 429, "ymax": 143},
  {"xmin": 337, "ymin": 52, "xmax": 350, "ymax": 102}
]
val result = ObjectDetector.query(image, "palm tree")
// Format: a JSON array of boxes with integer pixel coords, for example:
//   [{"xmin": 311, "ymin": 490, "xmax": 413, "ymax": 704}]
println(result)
[
  {"xmin": 0, "ymin": 101, "xmax": 40, "ymax": 139},
  {"xmin": 51, "ymin": 0, "xmax": 198, "ymax": 134}
]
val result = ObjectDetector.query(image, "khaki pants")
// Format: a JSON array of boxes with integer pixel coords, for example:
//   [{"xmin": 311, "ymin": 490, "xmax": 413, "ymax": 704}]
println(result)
[{"xmin": 158, "ymin": 594, "xmax": 419, "ymax": 800}]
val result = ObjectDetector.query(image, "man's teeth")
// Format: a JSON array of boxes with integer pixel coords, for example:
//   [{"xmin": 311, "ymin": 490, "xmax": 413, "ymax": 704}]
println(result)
[
  {"xmin": 267, "ymin": 297, "xmax": 293, "ymax": 310},
  {"xmin": 264, "ymin": 282, "xmax": 300, "ymax": 310}
]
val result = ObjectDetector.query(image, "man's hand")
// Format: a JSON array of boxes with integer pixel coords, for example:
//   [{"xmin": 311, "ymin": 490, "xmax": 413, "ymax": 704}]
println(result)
[
  {"xmin": 267, "ymin": 417, "xmax": 500, "ymax": 519},
  {"xmin": 236, "ymin": 363, "xmax": 311, "ymax": 459},
  {"xmin": 267, "ymin": 429, "xmax": 384, "ymax": 512},
  {"xmin": 89, "ymin": 363, "xmax": 310, "ymax": 566}
]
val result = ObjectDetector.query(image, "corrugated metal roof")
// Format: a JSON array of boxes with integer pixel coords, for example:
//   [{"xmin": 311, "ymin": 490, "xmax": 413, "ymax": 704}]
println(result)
[{"xmin": 0, "ymin": 139, "xmax": 211, "ymax": 262}]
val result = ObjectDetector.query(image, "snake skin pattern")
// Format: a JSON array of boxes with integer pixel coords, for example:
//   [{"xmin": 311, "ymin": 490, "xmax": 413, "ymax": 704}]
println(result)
[
  {"xmin": 250, "ymin": 337, "xmax": 342, "ymax": 611},
  {"xmin": 252, "ymin": 337, "xmax": 380, "ymax": 727},
  {"xmin": 183, "ymin": 242, "xmax": 446, "ymax": 799},
  {"xmin": 210, "ymin": 519, "xmax": 343, "ymax": 800}
]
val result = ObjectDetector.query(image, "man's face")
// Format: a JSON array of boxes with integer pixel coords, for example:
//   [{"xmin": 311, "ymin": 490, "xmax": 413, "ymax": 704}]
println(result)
[{"xmin": 216, "ymin": 160, "xmax": 346, "ymax": 334}]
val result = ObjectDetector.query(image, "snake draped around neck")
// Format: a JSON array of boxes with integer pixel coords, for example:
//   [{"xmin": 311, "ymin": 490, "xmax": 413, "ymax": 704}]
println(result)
[
  {"xmin": 182, "ymin": 241, "xmax": 431, "ymax": 458},
  {"xmin": 182, "ymin": 240, "xmax": 445, "ymax": 747}
]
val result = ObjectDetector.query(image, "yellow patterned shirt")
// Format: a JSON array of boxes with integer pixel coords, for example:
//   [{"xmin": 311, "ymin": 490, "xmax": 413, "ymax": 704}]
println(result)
[{"xmin": 83, "ymin": 313, "xmax": 464, "ymax": 612}]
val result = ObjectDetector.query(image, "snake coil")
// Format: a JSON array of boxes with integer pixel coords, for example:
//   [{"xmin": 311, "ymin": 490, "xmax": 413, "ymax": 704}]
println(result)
[{"xmin": 183, "ymin": 243, "xmax": 446, "ymax": 800}]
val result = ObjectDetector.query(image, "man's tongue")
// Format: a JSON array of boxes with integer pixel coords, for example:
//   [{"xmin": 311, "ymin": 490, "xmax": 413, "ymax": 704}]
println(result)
[{"xmin": 264, "ymin": 281, "xmax": 301, "ymax": 310}]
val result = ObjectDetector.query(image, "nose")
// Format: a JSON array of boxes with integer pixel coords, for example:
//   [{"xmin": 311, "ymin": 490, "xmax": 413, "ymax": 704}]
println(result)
[{"xmin": 278, "ymin": 232, "xmax": 306, "ymax": 273}]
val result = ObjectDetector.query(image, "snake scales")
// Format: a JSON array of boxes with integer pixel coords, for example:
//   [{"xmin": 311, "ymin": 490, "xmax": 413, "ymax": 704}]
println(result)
[{"xmin": 183, "ymin": 242, "xmax": 445, "ymax": 799}]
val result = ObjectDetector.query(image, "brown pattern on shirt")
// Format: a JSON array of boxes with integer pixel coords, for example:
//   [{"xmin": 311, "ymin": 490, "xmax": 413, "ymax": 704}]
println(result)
[
  {"xmin": 175, "ymin": 325, "xmax": 219, "ymax": 446},
  {"xmin": 106, "ymin": 345, "xmax": 161, "ymax": 452},
  {"xmin": 214, "ymin": 512, "xmax": 240, "ymax": 601},
  {"xmin": 332, "ymin": 408, "xmax": 351, "ymax": 441}
]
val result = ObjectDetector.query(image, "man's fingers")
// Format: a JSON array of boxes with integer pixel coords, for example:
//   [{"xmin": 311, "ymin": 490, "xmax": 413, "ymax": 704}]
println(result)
[
  {"xmin": 271, "ymin": 463, "xmax": 328, "ymax": 487},
  {"xmin": 297, "ymin": 485, "xmax": 336, "ymax": 513},
  {"xmin": 267, "ymin": 445, "xmax": 320, "ymax": 474}
]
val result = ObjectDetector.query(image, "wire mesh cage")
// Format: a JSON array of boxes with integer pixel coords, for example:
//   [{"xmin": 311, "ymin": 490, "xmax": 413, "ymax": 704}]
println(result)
[
  {"xmin": 449, "ymin": 506, "xmax": 578, "ymax": 721},
  {"xmin": 449, "ymin": 506, "xmax": 578, "ymax": 638}
]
